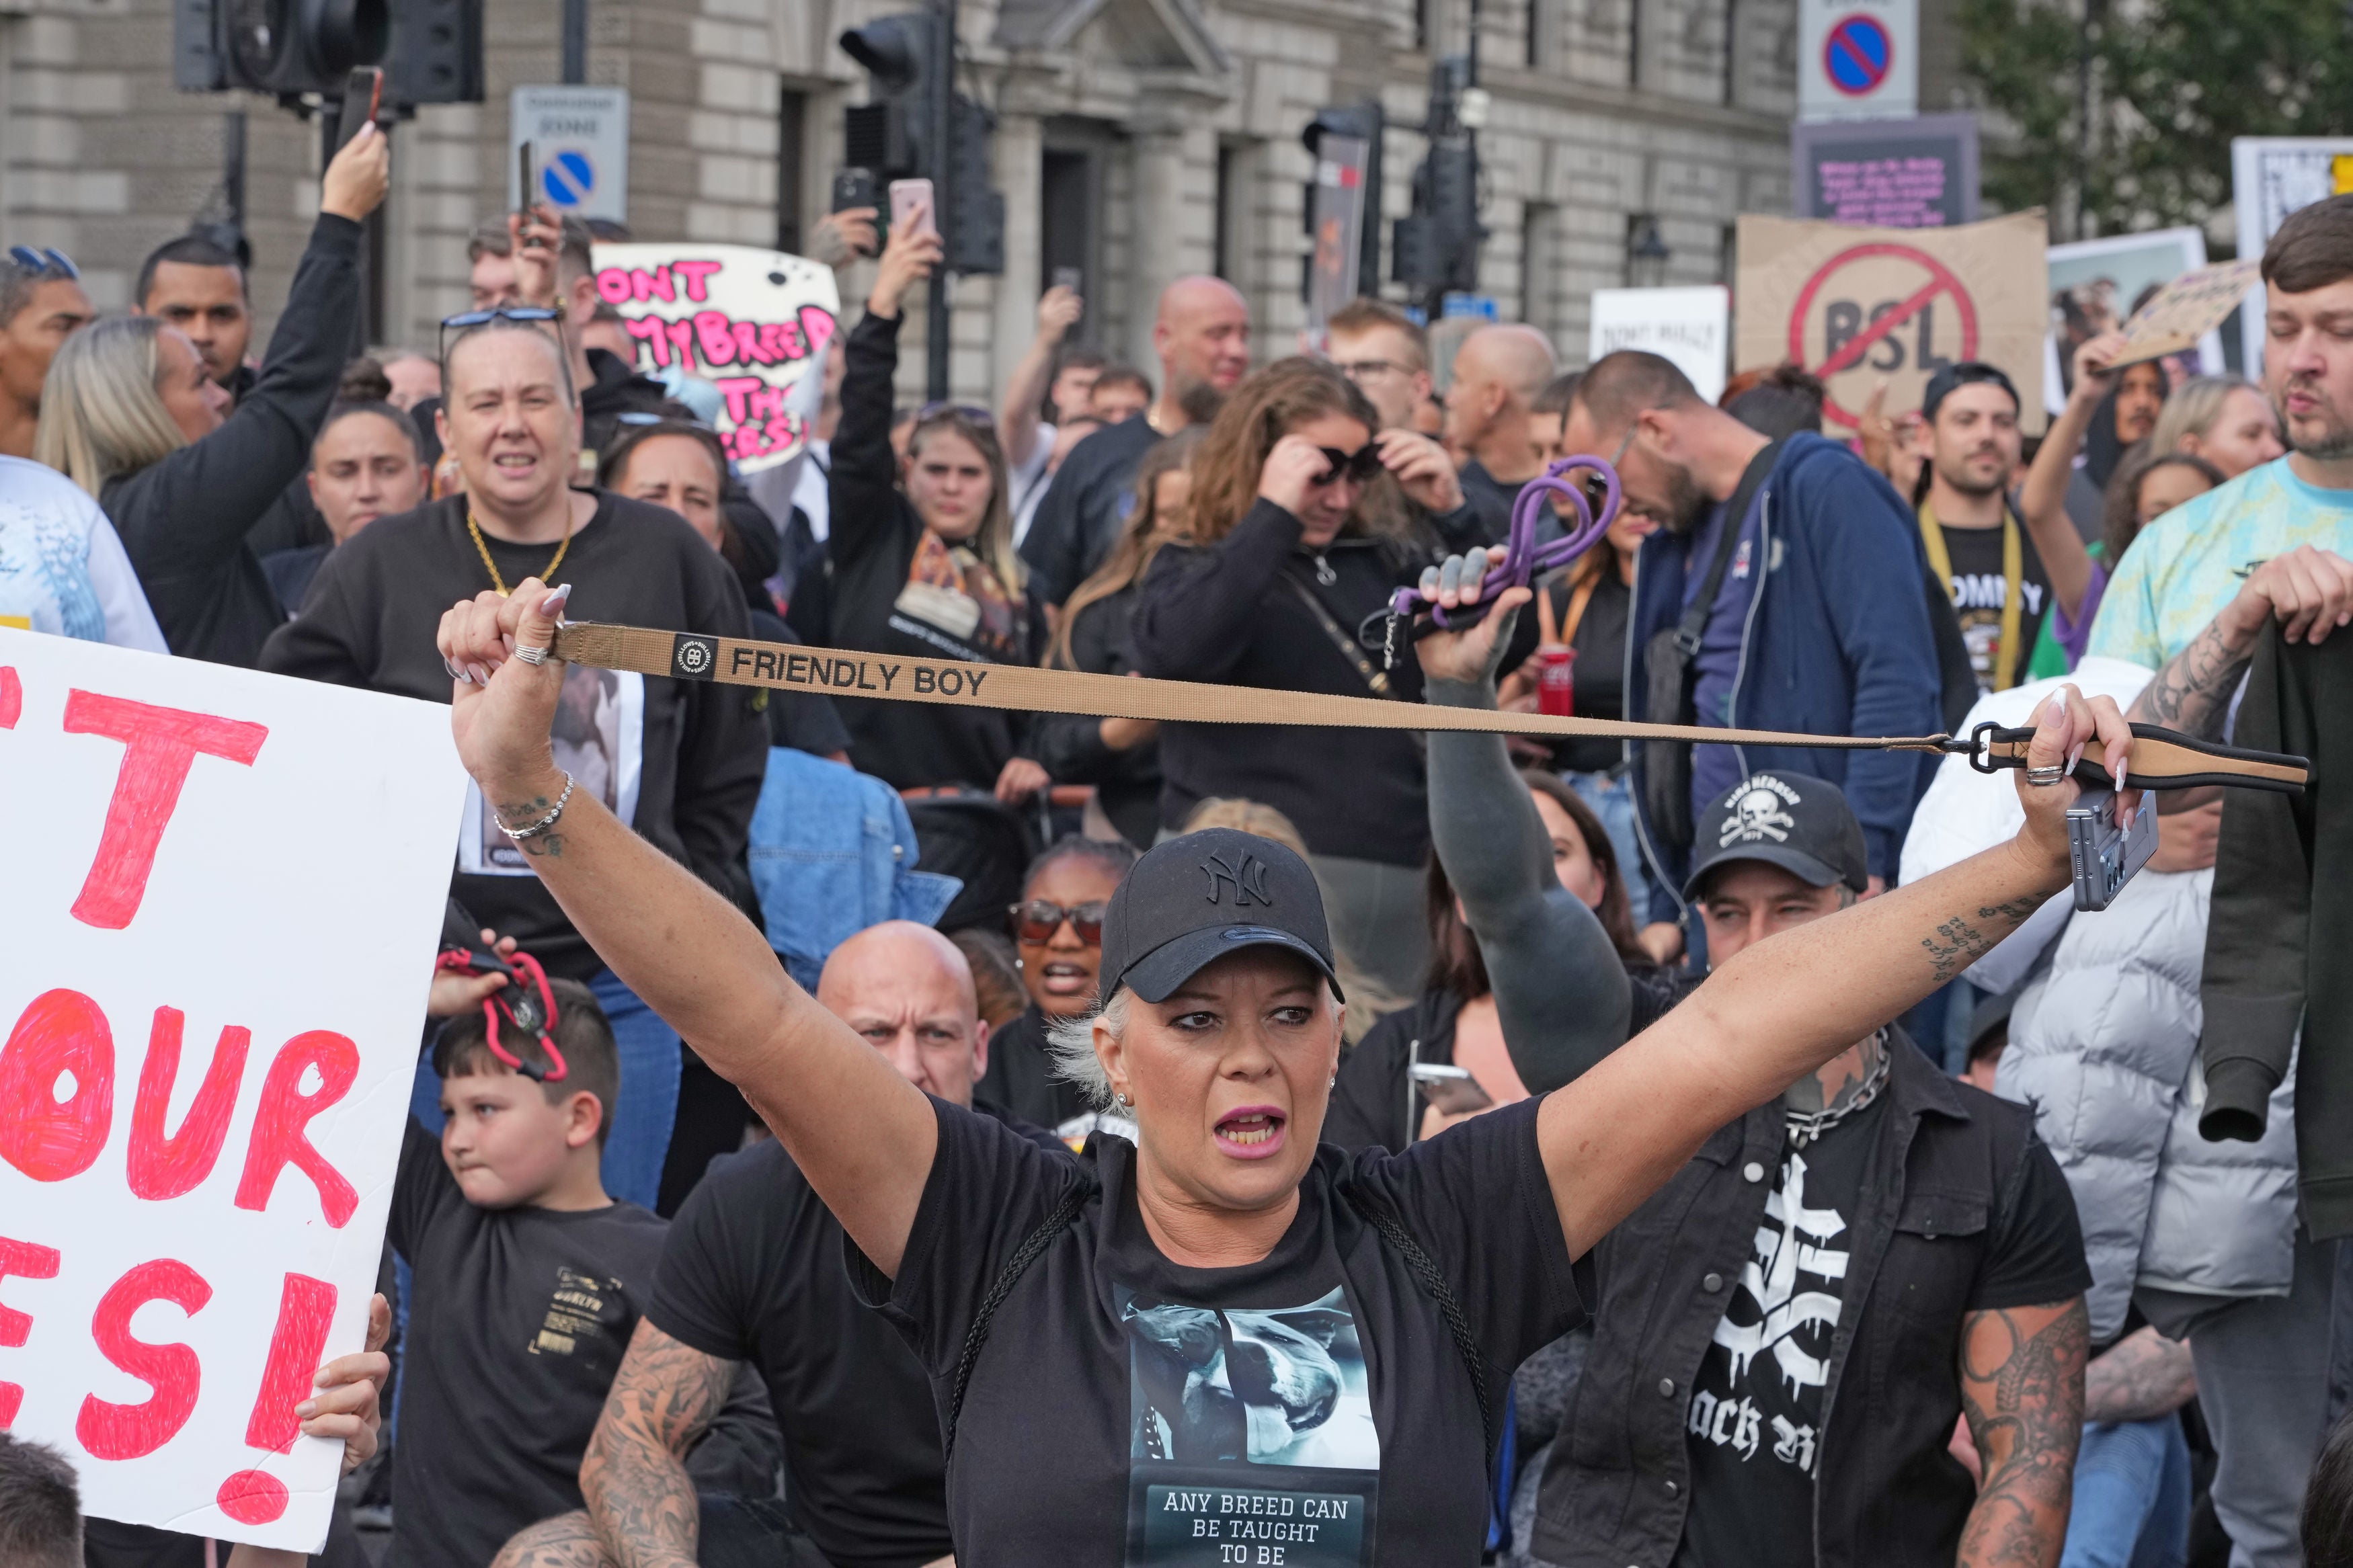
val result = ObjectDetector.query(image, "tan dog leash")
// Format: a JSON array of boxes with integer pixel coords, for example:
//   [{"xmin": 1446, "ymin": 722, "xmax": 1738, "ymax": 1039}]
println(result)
[{"xmin": 551, "ymin": 621, "xmax": 2309, "ymax": 794}]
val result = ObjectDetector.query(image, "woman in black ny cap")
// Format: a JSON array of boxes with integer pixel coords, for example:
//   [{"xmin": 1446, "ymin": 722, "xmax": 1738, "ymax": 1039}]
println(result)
[{"xmin": 435, "ymin": 574, "xmax": 2137, "ymax": 1565}]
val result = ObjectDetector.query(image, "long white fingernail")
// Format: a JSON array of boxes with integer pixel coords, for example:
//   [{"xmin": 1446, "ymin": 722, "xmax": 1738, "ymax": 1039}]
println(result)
[
  {"xmin": 541, "ymin": 583, "xmax": 572, "ymax": 617},
  {"xmin": 2066, "ymin": 743, "xmax": 2084, "ymax": 777}
]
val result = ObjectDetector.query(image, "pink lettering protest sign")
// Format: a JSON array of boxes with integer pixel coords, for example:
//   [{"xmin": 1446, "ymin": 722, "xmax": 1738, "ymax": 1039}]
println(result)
[
  {"xmin": 0, "ymin": 629, "xmax": 465, "ymax": 1550},
  {"xmin": 591, "ymin": 243, "xmax": 841, "ymax": 474}
]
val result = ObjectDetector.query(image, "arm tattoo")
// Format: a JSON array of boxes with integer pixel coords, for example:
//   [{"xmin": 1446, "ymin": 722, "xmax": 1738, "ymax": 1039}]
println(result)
[
  {"xmin": 495, "ymin": 793, "xmax": 569, "ymax": 860},
  {"xmin": 1958, "ymin": 1298, "xmax": 2089, "ymax": 1568},
  {"xmin": 2084, "ymin": 1325, "xmax": 2197, "ymax": 1423},
  {"xmin": 1921, "ymin": 897, "xmax": 2046, "ymax": 985},
  {"xmin": 582, "ymin": 1319, "xmax": 738, "ymax": 1568},
  {"xmin": 2131, "ymin": 616, "xmax": 2253, "ymax": 739}
]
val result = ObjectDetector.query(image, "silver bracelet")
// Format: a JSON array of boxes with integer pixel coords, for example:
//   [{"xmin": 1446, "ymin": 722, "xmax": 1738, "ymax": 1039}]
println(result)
[{"xmin": 497, "ymin": 773, "xmax": 576, "ymax": 841}]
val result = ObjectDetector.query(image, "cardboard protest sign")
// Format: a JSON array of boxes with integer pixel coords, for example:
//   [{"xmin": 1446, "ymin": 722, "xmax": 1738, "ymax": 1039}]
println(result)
[
  {"xmin": 590, "ymin": 243, "xmax": 841, "ymax": 474},
  {"xmin": 0, "ymin": 630, "xmax": 465, "ymax": 1549},
  {"xmin": 1735, "ymin": 209, "xmax": 2048, "ymax": 435},
  {"xmin": 2110, "ymin": 259, "xmax": 2262, "ymax": 369}
]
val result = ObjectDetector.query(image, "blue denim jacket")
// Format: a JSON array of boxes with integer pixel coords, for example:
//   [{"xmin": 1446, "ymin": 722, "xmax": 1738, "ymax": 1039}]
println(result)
[{"xmin": 748, "ymin": 747, "xmax": 961, "ymax": 990}]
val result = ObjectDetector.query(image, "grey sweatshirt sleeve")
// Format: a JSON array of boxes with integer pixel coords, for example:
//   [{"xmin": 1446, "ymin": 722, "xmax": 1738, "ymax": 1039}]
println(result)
[{"xmin": 1423, "ymin": 609, "xmax": 1632, "ymax": 1093}]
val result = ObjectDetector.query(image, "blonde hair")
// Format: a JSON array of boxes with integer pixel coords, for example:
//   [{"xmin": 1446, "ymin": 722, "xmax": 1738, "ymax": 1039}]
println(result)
[
  {"xmin": 2147, "ymin": 374, "xmax": 2261, "ymax": 460},
  {"xmin": 908, "ymin": 409, "xmax": 1024, "ymax": 594},
  {"xmin": 1177, "ymin": 797, "xmax": 1406, "ymax": 1042},
  {"xmin": 35, "ymin": 316, "xmax": 188, "ymax": 495}
]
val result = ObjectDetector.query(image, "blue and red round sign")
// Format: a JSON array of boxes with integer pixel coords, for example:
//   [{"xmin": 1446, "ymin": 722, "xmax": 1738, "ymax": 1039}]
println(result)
[{"xmin": 1823, "ymin": 14, "xmax": 1893, "ymax": 96}]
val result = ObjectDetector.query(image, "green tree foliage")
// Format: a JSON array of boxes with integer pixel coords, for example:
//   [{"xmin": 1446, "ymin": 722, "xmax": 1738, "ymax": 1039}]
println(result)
[{"xmin": 1960, "ymin": 0, "xmax": 2353, "ymax": 234}]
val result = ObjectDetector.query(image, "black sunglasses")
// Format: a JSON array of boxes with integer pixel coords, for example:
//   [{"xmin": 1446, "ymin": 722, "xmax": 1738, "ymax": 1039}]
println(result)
[
  {"xmin": 1315, "ymin": 443, "xmax": 1384, "ymax": 487},
  {"xmin": 7, "ymin": 245, "xmax": 77, "ymax": 280},
  {"xmin": 1008, "ymin": 899, "xmax": 1107, "ymax": 945},
  {"xmin": 438, "ymin": 305, "xmax": 565, "ymax": 370},
  {"xmin": 918, "ymin": 401, "xmax": 995, "ymax": 429}
]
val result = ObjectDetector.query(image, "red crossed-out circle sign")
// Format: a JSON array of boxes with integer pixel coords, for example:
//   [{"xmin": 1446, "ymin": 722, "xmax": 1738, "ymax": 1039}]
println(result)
[{"xmin": 1789, "ymin": 242, "xmax": 1979, "ymax": 429}]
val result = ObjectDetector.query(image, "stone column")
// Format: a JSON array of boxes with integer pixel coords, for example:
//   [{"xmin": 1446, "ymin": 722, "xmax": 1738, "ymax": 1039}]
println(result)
[{"xmin": 990, "ymin": 109, "xmax": 1045, "ymax": 400}]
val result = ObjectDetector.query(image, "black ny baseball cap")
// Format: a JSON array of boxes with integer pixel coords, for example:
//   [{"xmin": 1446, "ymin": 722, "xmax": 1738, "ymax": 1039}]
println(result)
[
  {"xmin": 1097, "ymin": 828, "xmax": 1345, "ymax": 1005},
  {"xmin": 1683, "ymin": 770, "xmax": 1870, "ymax": 900}
]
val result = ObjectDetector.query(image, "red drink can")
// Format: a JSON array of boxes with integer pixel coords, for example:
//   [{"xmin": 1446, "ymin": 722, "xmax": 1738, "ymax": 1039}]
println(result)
[{"xmin": 1536, "ymin": 645, "xmax": 1577, "ymax": 716}]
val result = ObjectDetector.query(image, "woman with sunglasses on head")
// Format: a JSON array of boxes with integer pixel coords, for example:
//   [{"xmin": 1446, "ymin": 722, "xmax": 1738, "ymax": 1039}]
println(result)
[
  {"xmin": 828, "ymin": 201, "xmax": 1049, "ymax": 801},
  {"xmin": 975, "ymin": 835, "xmax": 1140, "ymax": 1131},
  {"xmin": 33, "ymin": 126, "xmax": 388, "ymax": 666},
  {"xmin": 262, "ymin": 313, "xmax": 769, "ymax": 1214},
  {"xmin": 1129, "ymin": 356, "xmax": 1469, "ymax": 995}
]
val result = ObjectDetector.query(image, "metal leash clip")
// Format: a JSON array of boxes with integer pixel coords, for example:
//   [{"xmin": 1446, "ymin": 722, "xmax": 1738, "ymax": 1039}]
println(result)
[{"xmin": 1359, "ymin": 453, "xmax": 1624, "ymax": 668}]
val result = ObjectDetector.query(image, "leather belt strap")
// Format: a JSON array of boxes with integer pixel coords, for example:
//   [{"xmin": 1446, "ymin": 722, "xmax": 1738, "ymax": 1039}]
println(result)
[{"xmin": 550, "ymin": 620, "xmax": 2309, "ymax": 794}]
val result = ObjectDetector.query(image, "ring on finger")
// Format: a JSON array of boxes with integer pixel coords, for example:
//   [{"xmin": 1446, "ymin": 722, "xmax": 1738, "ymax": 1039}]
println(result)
[
  {"xmin": 2026, "ymin": 763, "xmax": 2069, "ymax": 786},
  {"xmin": 515, "ymin": 640, "xmax": 552, "ymax": 667}
]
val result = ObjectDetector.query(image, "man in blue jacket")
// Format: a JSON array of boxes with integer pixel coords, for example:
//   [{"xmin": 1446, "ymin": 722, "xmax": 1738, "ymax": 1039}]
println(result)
[{"xmin": 1560, "ymin": 351, "xmax": 1942, "ymax": 954}]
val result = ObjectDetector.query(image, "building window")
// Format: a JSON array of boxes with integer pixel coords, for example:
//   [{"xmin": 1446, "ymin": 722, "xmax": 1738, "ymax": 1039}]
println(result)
[
  {"xmin": 1416, "ymin": 0, "xmax": 1438, "ymax": 53},
  {"xmin": 1722, "ymin": 0, "xmax": 1739, "ymax": 106},
  {"xmin": 1526, "ymin": 0, "xmax": 1544, "ymax": 67},
  {"xmin": 777, "ymin": 87, "xmax": 807, "ymax": 255},
  {"xmin": 1626, "ymin": 0, "xmax": 1642, "ymax": 87},
  {"xmin": 1521, "ymin": 202, "xmax": 1558, "ymax": 335},
  {"xmin": 1215, "ymin": 142, "xmax": 1244, "ymax": 286},
  {"xmin": 1720, "ymin": 222, "xmax": 1738, "ymax": 286}
]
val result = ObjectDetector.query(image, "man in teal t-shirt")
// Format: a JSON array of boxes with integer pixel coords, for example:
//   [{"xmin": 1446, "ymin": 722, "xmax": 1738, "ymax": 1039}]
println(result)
[{"xmin": 2089, "ymin": 457, "xmax": 2353, "ymax": 668}]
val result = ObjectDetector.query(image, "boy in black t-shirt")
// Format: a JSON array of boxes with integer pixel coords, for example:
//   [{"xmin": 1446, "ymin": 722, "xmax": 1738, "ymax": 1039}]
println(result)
[{"xmin": 389, "ymin": 977, "xmax": 674, "ymax": 1568}]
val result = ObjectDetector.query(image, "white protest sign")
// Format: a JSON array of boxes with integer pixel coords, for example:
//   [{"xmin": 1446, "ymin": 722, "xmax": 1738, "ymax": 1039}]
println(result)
[
  {"xmin": 0, "ymin": 630, "xmax": 465, "ymax": 1549},
  {"xmin": 2231, "ymin": 137, "xmax": 2353, "ymax": 375},
  {"xmin": 592, "ymin": 243, "xmax": 841, "ymax": 475},
  {"xmin": 1589, "ymin": 286, "xmax": 1730, "ymax": 403}
]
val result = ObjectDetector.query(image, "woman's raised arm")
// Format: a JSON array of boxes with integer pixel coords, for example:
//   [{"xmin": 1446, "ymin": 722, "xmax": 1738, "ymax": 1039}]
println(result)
[
  {"xmin": 1538, "ymin": 684, "xmax": 2134, "ymax": 1257},
  {"xmin": 438, "ymin": 580, "xmax": 937, "ymax": 1278}
]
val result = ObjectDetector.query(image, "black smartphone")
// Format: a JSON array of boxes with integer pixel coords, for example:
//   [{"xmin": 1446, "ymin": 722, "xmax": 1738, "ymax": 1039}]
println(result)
[
  {"xmin": 332, "ymin": 66, "xmax": 383, "ymax": 157},
  {"xmin": 517, "ymin": 140, "xmax": 536, "ymax": 214},
  {"xmin": 832, "ymin": 168, "xmax": 877, "ymax": 212}
]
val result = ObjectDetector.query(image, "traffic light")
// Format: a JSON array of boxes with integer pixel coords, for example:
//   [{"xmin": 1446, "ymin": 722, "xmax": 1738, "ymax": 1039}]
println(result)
[
  {"xmin": 1394, "ymin": 56, "xmax": 1486, "ymax": 303},
  {"xmin": 839, "ymin": 12, "xmax": 936, "ymax": 179},
  {"xmin": 838, "ymin": 8, "xmax": 1003, "ymax": 274},
  {"xmin": 173, "ymin": 0, "xmax": 391, "ymax": 99},
  {"xmin": 385, "ymin": 0, "xmax": 485, "ymax": 106},
  {"xmin": 1302, "ymin": 103, "xmax": 1384, "ymax": 301}
]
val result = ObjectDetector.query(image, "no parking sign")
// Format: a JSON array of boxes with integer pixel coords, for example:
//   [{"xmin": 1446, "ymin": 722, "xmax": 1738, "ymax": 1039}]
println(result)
[
  {"xmin": 1735, "ymin": 210, "xmax": 2048, "ymax": 436},
  {"xmin": 1798, "ymin": 0, "xmax": 1917, "ymax": 122},
  {"xmin": 510, "ymin": 86, "xmax": 631, "ymax": 224}
]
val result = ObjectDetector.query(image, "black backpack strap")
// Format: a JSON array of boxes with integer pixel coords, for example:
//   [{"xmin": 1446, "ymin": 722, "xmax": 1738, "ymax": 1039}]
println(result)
[
  {"xmin": 1339, "ymin": 1182, "xmax": 1495, "ymax": 1472},
  {"xmin": 942, "ymin": 1171, "xmax": 1096, "ymax": 1467}
]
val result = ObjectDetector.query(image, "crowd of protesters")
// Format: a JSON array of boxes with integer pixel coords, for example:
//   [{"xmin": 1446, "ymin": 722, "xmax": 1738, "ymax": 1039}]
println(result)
[{"xmin": 10, "ymin": 115, "xmax": 2353, "ymax": 1568}]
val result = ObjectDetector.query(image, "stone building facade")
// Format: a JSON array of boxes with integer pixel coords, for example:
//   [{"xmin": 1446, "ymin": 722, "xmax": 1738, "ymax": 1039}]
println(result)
[{"xmin": 0, "ymin": 0, "xmax": 1812, "ymax": 402}]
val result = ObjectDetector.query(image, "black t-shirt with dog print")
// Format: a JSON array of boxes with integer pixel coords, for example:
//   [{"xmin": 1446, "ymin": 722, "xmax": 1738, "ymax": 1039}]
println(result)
[{"xmin": 849, "ymin": 1094, "xmax": 1587, "ymax": 1567}]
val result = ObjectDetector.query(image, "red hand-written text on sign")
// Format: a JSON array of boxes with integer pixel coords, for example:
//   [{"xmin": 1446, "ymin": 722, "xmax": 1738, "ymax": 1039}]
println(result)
[
  {"xmin": 75, "ymin": 1258, "xmax": 210, "ymax": 1460},
  {"xmin": 0, "ymin": 1236, "xmax": 63, "ymax": 1427},
  {"xmin": 62, "ymin": 691, "xmax": 268, "ymax": 931},
  {"xmin": 0, "ymin": 666, "xmax": 20, "ymax": 729},
  {"xmin": 593, "ymin": 260, "xmax": 724, "ymax": 307},
  {"xmin": 233, "ymin": 1030, "xmax": 361, "ymax": 1228},
  {"xmin": 128, "ymin": 1008, "xmax": 252, "ymax": 1202},
  {"xmin": 242, "ymin": 1273, "xmax": 335, "ymax": 1455},
  {"xmin": 0, "ymin": 989, "xmax": 116, "ymax": 1182}
]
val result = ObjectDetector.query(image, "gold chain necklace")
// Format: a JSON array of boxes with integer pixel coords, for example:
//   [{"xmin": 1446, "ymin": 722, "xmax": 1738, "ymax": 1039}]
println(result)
[{"xmin": 466, "ymin": 504, "xmax": 574, "ymax": 596}]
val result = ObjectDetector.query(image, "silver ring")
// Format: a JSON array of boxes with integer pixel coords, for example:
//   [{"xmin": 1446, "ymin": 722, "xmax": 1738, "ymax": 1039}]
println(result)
[
  {"xmin": 515, "ymin": 641, "xmax": 551, "ymax": 667},
  {"xmin": 2025, "ymin": 763, "xmax": 2068, "ymax": 786}
]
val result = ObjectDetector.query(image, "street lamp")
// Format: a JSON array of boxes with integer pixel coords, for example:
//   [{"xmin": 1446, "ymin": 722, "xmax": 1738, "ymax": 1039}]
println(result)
[{"xmin": 1626, "ymin": 214, "xmax": 1671, "ymax": 288}]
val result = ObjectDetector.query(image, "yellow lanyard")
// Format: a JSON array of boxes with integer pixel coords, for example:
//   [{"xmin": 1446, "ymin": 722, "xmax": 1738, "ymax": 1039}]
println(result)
[{"xmin": 1917, "ymin": 499, "xmax": 2024, "ymax": 691}]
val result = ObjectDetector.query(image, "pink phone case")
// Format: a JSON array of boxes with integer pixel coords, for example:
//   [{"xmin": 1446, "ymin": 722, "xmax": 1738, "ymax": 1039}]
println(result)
[{"xmin": 889, "ymin": 179, "xmax": 936, "ymax": 237}]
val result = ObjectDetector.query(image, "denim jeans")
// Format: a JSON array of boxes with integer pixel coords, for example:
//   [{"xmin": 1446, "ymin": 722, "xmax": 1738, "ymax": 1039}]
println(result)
[
  {"xmin": 2190, "ymin": 1234, "xmax": 2341, "ymax": 1568},
  {"xmin": 2061, "ymin": 1415, "xmax": 2190, "ymax": 1568},
  {"xmin": 407, "ymin": 965, "xmax": 680, "ymax": 1210},
  {"xmin": 1564, "ymin": 768, "xmax": 1655, "ymax": 924}
]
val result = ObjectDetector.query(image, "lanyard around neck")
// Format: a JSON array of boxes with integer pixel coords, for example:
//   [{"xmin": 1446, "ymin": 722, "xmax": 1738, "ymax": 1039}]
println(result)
[{"xmin": 1917, "ymin": 498, "xmax": 2024, "ymax": 692}]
